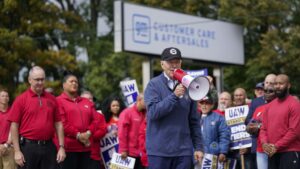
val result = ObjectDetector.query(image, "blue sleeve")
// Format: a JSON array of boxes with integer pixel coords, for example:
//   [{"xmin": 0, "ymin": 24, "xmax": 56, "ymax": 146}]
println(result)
[
  {"xmin": 245, "ymin": 101, "xmax": 255, "ymax": 125},
  {"xmin": 189, "ymin": 102, "xmax": 203, "ymax": 151},
  {"xmin": 218, "ymin": 116, "xmax": 231, "ymax": 154},
  {"xmin": 144, "ymin": 80, "xmax": 179, "ymax": 120}
]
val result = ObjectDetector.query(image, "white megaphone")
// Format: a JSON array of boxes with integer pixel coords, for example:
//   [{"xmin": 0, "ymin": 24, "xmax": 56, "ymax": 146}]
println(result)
[{"xmin": 173, "ymin": 69, "xmax": 210, "ymax": 101}]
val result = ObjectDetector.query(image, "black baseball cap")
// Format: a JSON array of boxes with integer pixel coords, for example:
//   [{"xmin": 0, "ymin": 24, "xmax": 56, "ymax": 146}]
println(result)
[{"xmin": 161, "ymin": 47, "xmax": 182, "ymax": 61}]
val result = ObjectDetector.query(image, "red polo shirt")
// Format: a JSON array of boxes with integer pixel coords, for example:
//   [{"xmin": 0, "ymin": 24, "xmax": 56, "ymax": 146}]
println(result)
[
  {"xmin": 0, "ymin": 107, "xmax": 11, "ymax": 143},
  {"xmin": 8, "ymin": 88, "xmax": 61, "ymax": 140}
]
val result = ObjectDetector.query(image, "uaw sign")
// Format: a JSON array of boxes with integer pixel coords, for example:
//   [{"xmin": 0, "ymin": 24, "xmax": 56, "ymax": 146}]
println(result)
[
  {"xmin": 101, "ymin": 132, "xmax": 119, "ymax": 169},
  {"xmin": 225, "ymin": 105, "xmax": 252, "ymax": 150},
  {"xmin": 120, "ymin": 79, "xmax": 139, "ymax": 106},
  {"xmin": 195, "ymin": 154, "xmax": 237, "ymax": 169},
  {"xmin": 110, "ymin": 153, "xmax": 136, "ymax": 169}
]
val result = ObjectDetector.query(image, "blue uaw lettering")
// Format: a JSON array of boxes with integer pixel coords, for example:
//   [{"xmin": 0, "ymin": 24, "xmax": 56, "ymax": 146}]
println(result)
[
  {"xmin": 100, "ymin": 136, "xmax": 118, "ymax": 148},
  {"xmin": 203, "ymin": 158, "xmax": 212, "ymax": 169},
  {"xmin": 229, "ymin": 107, "xmax": 245, "ymax": 118},
  {"xmin": 135, "ymin": 21, "xmax": 148, "ymax": 37},
  {"xmin": 123, "ymin": 84, "xmax": 135, "ymax": 93},
  {"xmin": 116, "ymin": 156, "xmax": 131, "ymax": 166}
]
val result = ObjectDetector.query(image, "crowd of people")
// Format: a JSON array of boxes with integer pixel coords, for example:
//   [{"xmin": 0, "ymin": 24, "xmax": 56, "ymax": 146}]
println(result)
[{"xmin": 0, "ymin": 47, "xmax": 300, "ymax": 169}]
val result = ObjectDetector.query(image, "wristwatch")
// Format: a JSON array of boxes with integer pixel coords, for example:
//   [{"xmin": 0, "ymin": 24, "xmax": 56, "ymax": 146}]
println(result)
[{"xmin": 59, "ymin": 144, "xmax": 65, "ymax": 149}]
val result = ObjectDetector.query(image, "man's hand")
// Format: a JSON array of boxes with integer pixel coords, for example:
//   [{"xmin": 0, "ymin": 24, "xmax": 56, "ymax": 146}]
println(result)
[
  {"xmin": 239, "ymin": 148, "xmax": 248, "ymax": 155},
  {"xmin": 121, "ymin": 152, "xmax": 128, "ymax": 160},
  {"xmin": 174, "ymin": 84, "xmax": 186, "ymax": 98},
  {"xmin": 262, "ymin": 143, "xmax": 273, "ymax": 156},
  {"xmin": 218, "ymin": 154, "xmax": 226, "ymax": 162},
  {"xmin": 194, "ymin": 151, "xmax": 204, "ymax": 166},
  {"xmin": 268, "ymin": 144, "xmax": 277, "ymax": 157},
  {"xmin": 246, "ymin": 123, "xmax": 260, "ymax": 135},
  {"xmin": 0, "ymin": 144, "xmax": 7, "ymax": 156},
  {"xmin": 14, "ymin": 150, "xmax": 25, "ymax": 167},
  {"xmin": 56, "ymin": 147, "xmax": 66, "ymax": 163}
]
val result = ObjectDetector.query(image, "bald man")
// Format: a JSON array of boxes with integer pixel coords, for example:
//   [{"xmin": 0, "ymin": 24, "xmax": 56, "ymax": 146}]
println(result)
[
  {"xmin": 118, "ymin": 94, "xmax": 146, "ymax": 169},
  {"xmin": 260, "ymin": 74, "xmax": 300, "ymax": 169}
]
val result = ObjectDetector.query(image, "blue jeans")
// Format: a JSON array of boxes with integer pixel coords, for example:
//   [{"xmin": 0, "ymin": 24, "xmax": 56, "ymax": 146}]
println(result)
[{"xmin": 257, "ymin": 152, "xmax": 268, "ymax": 169}]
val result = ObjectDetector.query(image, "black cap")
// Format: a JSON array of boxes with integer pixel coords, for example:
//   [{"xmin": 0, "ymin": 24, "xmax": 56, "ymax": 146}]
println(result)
[
  {"xmin": 161, "ymin": 47, "xmax": 182, "ymax": 61},
  {"xmin": 199, "ymin": 93, "xmax": 214, "ymax": 104}
]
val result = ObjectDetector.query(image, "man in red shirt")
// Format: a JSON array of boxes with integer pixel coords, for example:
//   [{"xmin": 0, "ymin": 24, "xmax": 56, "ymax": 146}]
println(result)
[
  {"xmin": 260, "ymin": 74, "xmax": 300, "ymax": 169},
  {"xmin": 0, "ymin": 88, "xmax": 16, "ymax": 169},
  {"xmin": 9, "ymin": 66, "xmax": 66, "ymax": 169},
  {"xmin": 118, "ymin": 94, "xmax": 146, "ymax": 169}
]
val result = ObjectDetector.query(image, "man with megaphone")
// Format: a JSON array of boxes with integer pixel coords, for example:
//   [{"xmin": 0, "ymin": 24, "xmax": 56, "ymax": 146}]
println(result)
[{"xmin": 144, "ymin": 47, "xmax": 206, "ymax": 169}]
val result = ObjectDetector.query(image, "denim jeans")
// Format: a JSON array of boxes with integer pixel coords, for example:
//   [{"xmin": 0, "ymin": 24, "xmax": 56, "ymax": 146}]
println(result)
[{"xmin": 257, "ymin": 152, "xmax": 268, "ymax": 169}]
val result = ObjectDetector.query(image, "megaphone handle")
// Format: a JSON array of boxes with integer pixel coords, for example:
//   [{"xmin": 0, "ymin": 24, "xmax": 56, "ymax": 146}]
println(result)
[
  {"xmin": 173, "ymin": 83, "xmax": 184, "ymax": 98},
  {"xmin": 172, "ymin": 83, "xmax": 180, "ymax": 92}
]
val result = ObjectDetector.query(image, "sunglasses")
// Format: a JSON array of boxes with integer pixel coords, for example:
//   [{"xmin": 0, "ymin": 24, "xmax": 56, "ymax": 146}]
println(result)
[{"xmin": 264, "ymin": 89, "xmax": 275, "ymax": 94}]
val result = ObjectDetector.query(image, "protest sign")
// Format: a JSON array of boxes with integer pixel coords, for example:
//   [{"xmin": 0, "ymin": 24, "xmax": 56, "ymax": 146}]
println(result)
[
  {"xmin": 110, "ymin": 152, "xmax": 136, "ymax": 169},
  {"xmin": 100, "ymin": 132, "xmax": 119, "ymax": 169},
  {"xmin": 195, "ymin": 154, "xmax": 237, "ymax": 169},
  {"xmin": 225, "ymin": 105, "xmax": 252, "ymax": 150},
  {"xmin": 120, "ymin": 79, "xmax": 139, "ymax": 106}
]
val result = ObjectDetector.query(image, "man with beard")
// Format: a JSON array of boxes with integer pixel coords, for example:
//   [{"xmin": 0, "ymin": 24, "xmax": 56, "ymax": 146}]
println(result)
[{"xmin": 260, "ymin": 74, "xmax": 300, "ymax": 169}]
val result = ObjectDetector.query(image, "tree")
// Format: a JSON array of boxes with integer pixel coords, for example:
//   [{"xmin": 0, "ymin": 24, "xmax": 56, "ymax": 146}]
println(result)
[{"xmin": 0, "ymin": 0, "xmax": 80, "ymax": 96}]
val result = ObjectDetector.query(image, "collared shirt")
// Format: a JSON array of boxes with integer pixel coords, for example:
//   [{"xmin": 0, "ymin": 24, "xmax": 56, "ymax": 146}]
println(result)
[
  {"xmin": 8, "ymin": 88, "xmax": 61, "ymax": 140},
  {"xmin": 163, "ymin": 72, "xmax": 178, "ymax": 90}
]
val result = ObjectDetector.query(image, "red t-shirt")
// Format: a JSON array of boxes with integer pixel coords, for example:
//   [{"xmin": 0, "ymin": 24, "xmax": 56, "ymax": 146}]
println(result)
[
  {"xmin": 260, "ymin": 95, "xmax": 300, "ymax": 152},
  {"xmin": 8, "ymin": 89, "xmax": 61, "ymax": 140},
  {"xmin": 0, "ymin": 107, "xmax": 11, "ymax": 143}
]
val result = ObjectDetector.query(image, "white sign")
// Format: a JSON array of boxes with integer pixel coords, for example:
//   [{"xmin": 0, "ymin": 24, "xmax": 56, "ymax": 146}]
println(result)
[
  {"xmin": 114, "ymin": 1, "xmax": 244, "ymax": 65},
  {"xmin": 110, "ymin": 152, "xmax": 136, "ymax": 169},
  {"xmin": 120, "ymin": 79, "xmax": 139, "ymax": 106},
  {"xmin": 195, "ymin": 154, "xmax": 237, "ymax": 169},
  {"xmin": 225, "ymin": 105, "xmax": 252, "ymax": 150},
  {"xmin": 100, "ymin": 132, "xmax": 119, "ymax": 169}
]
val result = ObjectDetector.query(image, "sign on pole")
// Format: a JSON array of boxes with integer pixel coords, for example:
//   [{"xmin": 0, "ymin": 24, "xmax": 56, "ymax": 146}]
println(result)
[
  {"xmin": 114, "ymin": 1, "xmax": 244, "ymax": 65},
  {"xmin": 120, "ymin": 79, "xmax": 139, "ymax": 106}
]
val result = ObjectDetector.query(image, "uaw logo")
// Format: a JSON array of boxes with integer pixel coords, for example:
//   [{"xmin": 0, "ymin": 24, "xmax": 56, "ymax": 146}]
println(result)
[{"xmin": 132, "ymin": 14, "xmax": 151, "ymax": 44}]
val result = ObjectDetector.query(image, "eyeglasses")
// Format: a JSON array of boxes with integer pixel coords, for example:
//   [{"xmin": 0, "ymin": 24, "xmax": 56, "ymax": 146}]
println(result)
[{"xmin": 264, "ymin": 89, "xmax": 275, "ymax": 94}]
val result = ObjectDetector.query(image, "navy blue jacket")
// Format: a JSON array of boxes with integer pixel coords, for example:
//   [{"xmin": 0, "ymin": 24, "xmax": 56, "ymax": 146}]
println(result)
[
  {"xmin": 201, "ymin": 112, "xmax": 230, "ymax": 155},
  {"xmin": 144, "ymin": 73, "xmax": 203, "ymax": 157}
]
